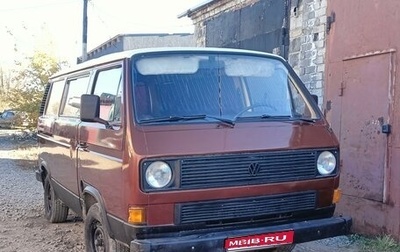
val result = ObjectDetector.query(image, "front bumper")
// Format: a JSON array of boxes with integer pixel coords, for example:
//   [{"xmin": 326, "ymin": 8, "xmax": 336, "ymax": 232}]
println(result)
[{"xmin": 130, "ymin": 216, "xmax": 352, "ymax": 252}]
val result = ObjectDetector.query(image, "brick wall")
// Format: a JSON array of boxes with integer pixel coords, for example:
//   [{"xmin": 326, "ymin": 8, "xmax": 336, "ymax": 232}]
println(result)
[{"xmin": 289, "ymin": 0, "xmax": 327, "ymax": 107}]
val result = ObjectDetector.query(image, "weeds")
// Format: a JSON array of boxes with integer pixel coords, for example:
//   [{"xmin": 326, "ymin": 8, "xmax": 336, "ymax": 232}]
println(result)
[
  {"xmin": 351, "ymin": 234, "xmax": 400, "ymax": 252},
  {"xmin": 1, "ymin": 129, "xmax": 39, "ymax": 169}
]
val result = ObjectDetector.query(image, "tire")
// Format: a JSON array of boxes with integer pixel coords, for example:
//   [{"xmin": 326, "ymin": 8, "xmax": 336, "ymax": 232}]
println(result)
[
  {"xmin": 43, "ymin": 175, "xmax": 69, "ymax": 223},
  {"xmin": 85, "ymin": 203, "xmax": 129, "ymax": 252}
]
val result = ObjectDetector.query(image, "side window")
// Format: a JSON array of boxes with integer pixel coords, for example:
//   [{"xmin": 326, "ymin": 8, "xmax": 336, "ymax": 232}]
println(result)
[
  {"xmin": 61, "ymin": 76, "xmax": 90, "ymax": 117},
  {"xmin": 45, "ymin": 80, "xmax": 65, "ymax": 116},
  {"xmin": 93, "ymin": 66, "xmax": 122, "ymax": 122}
]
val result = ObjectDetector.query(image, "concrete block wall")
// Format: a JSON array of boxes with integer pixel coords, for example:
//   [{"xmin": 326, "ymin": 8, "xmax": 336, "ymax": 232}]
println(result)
[{"xmin": 289, "ymin": 0, "xmax": 327, "ymax": 107}]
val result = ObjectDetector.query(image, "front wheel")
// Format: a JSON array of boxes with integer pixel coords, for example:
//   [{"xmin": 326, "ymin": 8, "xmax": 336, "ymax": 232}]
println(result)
[
  {"xmin": 85, "ymin": 203, "xmax": 129, "ymax": 252},
  {"xmin": 43, "ymin": 175, "xmax": 68, "ymax": 223}
]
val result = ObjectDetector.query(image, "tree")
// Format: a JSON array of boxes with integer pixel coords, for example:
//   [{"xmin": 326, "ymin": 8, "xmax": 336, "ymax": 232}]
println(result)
[
  {"xmin": 0, "ymin": 67, "xmax": 12, "ymax": 111},
  {"xmin": 5, "ymin": 51, "xmax": 67, "ymax": 127}
]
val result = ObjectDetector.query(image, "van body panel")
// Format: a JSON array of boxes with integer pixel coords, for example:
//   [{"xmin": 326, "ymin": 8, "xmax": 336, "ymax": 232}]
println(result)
[
  {"xmin": 125, "ymin": 177, "xmax": 337, "ymax": 225},
  {"xmin": 38, "ymin": 116, "xmax": 82, "ymax": 214},
  {"xmin": 133, "ymin": 122, "xmax": 337, "ymax": 156},
  {"xmin": 50, "ymin": 118, "xmax": 80, "ymax": 194},
  {"xmin": 78, "ymin": 123, "xmax": 125, "ymax": 218},
  {"xmin": 51, "ymin": 177, "xmax": 82, "ymax": 215}
]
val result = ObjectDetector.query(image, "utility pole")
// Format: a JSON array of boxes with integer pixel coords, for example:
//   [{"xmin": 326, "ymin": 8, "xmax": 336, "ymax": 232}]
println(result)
[{"xmin": 82, "ymin": 0, "xmax": 88, "ymax": 62}]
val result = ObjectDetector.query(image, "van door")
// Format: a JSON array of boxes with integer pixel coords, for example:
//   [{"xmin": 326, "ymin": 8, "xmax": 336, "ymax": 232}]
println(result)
[
  {"xmin": 51, "ymin": 75, "xmax": 90, "ymax": 212},
  {"xmin": 77, "ymin": 65, "xmax": 125, "ymax": 216}
]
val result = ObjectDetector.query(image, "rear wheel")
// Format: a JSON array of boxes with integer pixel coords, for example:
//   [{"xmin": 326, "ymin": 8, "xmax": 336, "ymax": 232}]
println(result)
[{"xmin": 43, "ymin": 175, "xmax": 68, "ymax": 223}]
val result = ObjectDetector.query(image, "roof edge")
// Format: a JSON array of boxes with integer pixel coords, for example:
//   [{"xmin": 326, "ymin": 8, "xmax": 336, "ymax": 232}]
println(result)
[
  {"xmin": 177, "ymin": 0, "xmax": 219, "ymax": 18},
  {"xmin": 86, "ymin": 33, "xmax": 194, "ymax": 55}
]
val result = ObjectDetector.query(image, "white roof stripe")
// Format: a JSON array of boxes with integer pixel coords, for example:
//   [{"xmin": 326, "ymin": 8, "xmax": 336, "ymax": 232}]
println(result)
[{"xmin": 52, "ymin": 47, "xmax": 284, "ymax": 79}]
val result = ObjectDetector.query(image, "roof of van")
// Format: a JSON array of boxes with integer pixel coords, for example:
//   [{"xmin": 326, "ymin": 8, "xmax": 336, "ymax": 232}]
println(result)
[{"xmin": 51, "ymin": 47, "xmax": 285, "ymax": 79}]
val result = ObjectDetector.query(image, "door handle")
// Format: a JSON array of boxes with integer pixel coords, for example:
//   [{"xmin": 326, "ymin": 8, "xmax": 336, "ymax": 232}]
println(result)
[
  {"xmin": 78, "ymin": 142, "xmax": 88, "ymax": 152},
  {"xmin": 382, "ymin": 124, "xmax": 391, "ymax": 135}
]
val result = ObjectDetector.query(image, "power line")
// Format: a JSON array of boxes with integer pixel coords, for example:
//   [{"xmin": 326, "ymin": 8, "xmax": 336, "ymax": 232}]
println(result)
[
  {"xmin": 88, "ymin": 1, "xmax": 194, "ymax": 31},
  {"xmin": 87, "ymin": 1, "xmax": 118, "ymax": 51}
]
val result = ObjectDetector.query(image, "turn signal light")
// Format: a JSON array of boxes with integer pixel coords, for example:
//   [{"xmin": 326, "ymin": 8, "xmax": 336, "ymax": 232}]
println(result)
[
  {"xmin": 332, "ymin": 189, "xmax": 342, "ymax": 204},
  {"xmin": 128, "ymin": 207, "xmax": 146, "ymax": 224}
]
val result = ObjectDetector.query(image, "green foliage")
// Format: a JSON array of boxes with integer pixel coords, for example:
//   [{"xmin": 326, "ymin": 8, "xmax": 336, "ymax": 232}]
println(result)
[
  {"xmin": 4, "ymin": 51, "xmax": 67, "ymax": 127},
  {"xmin": 0, "ymin": 67, "xmax": 12, "ymax": 111},
  {"xmin": 351, "ymin": 234, "xmax": 400, "ymax": 252}
]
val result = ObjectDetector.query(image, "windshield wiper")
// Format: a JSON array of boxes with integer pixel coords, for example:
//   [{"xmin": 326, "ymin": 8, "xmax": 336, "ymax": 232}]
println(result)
[
  {"xmin": 203, "ymin": 115, "xmax": 235, "ymax": 127},
  {"xmin": 140, "ymin": 115, "xmax": 204, "ymax": 123},
  {"xmin": 294, "ymin": 117, "xmax": 317, "ymax": 123},
  {"xmin": 139, "ymin": 115, "xmax": 235, "ymax": 127},
  {"xmin": 259, "ymin": 114, "xmax": 316, "ymax": 123}
]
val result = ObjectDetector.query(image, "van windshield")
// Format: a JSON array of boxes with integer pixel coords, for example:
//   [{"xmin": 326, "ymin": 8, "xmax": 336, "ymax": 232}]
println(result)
[{"xmin": 132, "ymin": 52, "xmax": 319, "ymax": 125}]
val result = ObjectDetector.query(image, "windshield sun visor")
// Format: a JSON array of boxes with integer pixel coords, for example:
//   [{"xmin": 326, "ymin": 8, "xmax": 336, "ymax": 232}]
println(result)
[{"xmin": 135, "ymin": 56, "xmax": 200, "ymax": 75}]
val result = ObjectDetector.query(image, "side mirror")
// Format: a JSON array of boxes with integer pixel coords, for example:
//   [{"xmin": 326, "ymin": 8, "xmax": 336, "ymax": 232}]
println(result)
[
  {"xmin": 80, "ymin": 94, "xmax": 111, "ymax": 128},
  {"xmin": 311, "ymin": 94, "xmax": 318, "ymax": 105}
]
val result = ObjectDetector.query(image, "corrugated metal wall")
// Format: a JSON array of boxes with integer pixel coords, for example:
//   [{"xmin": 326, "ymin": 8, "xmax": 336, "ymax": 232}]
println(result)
[{"xmin": 204, "ymin": 0, "xmax": 289, "ymax": 58}]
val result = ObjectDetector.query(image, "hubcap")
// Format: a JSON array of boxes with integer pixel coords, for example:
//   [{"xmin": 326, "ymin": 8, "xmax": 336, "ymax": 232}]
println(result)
[{"xmin": 93, "ymin": 223, "xmax": 105, "ymax": 252}]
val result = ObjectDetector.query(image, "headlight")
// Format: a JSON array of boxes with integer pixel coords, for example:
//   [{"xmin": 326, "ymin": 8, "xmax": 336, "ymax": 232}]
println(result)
[
  {"xmin": 145, "ymin": 161, "xmax": 172, "ymax": 188},
  {"xmin": 317, "ymin": 151, "xmax": 336, "ymax": 175}
]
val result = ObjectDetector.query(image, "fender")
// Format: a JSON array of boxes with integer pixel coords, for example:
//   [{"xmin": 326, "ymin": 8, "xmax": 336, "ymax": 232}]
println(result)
[
  {"xmin": 81, "ymin": 182, "xmax": 115, "ymax": 238},
  {"xmin": 35, "ymin": 158, "xmax": 48, "ymax": 183}
]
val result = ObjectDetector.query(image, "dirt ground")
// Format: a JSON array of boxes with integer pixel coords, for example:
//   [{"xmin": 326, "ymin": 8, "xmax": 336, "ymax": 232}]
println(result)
[
  {"xmin": 0, "ymin": 130, "xmax": 84, "ymax": 252},
  {"xmin": 0, "ymin": 129, "xmax": 361, "ymax": 252}
]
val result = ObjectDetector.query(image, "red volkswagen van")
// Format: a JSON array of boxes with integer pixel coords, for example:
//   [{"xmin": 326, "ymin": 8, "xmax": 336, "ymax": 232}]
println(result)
[{"xmin": 36, "ymin": 47, "xmax": 351, "ymax": 252}]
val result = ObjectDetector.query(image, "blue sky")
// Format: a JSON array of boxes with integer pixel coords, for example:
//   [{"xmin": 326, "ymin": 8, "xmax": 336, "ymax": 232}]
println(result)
[{"xmin": 0, "ymin": 0, "xmax": 201, "ymax": 66}]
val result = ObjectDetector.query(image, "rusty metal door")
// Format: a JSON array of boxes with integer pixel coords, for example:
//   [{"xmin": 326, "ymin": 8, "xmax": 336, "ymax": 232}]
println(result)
[
  {"xmin": 325, "ymin": 1, "xmax": 395, "ymax": 204},
  {"xmin": 324, "ymin": 0, "xmax": 400, "ymax": 237},
  {"xmin": 339, "ymin": 53, "xmax": 392, "ymax": 202}
]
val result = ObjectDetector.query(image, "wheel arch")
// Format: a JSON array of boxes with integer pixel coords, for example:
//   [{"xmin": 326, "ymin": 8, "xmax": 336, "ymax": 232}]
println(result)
[
  {"xmin": 38, "ymin": 159, "xmax": 49, "ymax": 185},
  {"xmin": 81, "ymin": 183, "xmax": 114, "ymax": 238}
]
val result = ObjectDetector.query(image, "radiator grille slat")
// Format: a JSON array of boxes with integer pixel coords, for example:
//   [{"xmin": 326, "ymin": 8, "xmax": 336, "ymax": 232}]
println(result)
[
  {"xmin": 178, "ymin": 191, "xmax": 316, "ymax": 224},
  {"xmin": 180, "ymin": 150, "xmax": 318, "ymax": 189}
]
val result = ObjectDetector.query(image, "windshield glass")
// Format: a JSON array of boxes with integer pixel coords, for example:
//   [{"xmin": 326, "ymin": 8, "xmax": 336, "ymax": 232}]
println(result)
[{"xmin": 132, "ymin": 52, "xmax": 319, "ymax": 124}]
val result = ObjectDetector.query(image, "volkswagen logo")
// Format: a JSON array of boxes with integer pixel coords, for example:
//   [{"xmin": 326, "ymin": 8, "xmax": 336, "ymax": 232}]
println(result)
[{"xmin": 248, "ymin": 162, "xmax": 261, "ymax": 176}]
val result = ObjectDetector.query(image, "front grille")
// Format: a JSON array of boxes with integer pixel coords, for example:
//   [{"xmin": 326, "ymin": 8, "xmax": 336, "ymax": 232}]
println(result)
[
  {"xmin": 180, "ymin": 149, "xmax": 318, "ymax": 189},
  {"xmin": 178, "ymin": 191, "xmax": 316, "ymax": 224}
]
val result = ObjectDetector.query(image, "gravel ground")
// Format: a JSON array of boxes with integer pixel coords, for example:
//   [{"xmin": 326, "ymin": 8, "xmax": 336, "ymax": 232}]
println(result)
[
  {"xmin": 0, "ymin": 130, "xmax": 84, "ymax": 252},
  {"xmin": 0, "ymin": 129, "xmax": 360, "ymax": 252}
]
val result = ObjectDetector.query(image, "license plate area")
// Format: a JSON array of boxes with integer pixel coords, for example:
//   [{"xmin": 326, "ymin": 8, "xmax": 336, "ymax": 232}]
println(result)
[{"xmin": 224, "ymin": 230, "xmax": 294, "ymax": 251}]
